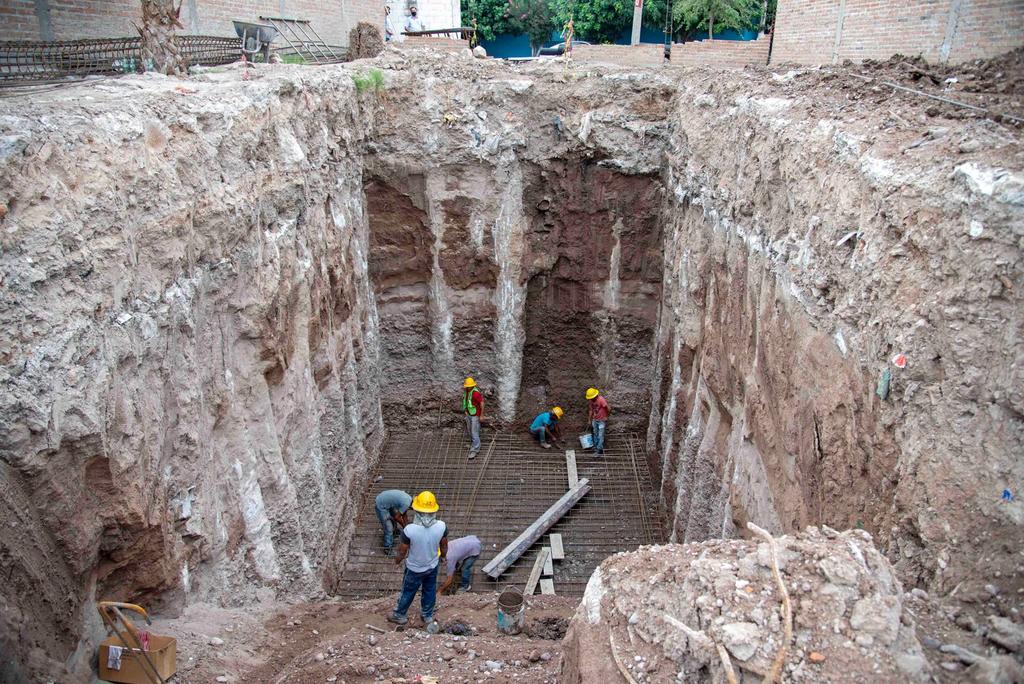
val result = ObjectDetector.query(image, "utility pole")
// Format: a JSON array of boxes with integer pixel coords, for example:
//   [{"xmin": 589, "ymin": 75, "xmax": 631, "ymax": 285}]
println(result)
[{"xmin": 630, "ymin": 0, "xmax": 643, "ymax": 45}]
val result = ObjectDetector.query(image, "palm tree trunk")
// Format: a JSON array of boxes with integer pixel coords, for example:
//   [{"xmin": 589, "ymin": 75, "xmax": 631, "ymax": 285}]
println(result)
[
  {"xmin": 708, "ymin": 11, "xmax": 714, "ymax": 40},
  {"xmin": 140, "ymin": 0, "xmax": 186, "ymax": 75}
]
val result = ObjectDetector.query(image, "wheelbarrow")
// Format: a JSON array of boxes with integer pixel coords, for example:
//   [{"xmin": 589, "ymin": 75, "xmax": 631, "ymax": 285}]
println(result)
[
  {"xmin": 97, "ymin": 602, "xmax": 176, "ymax": 684},
  {"xmin": 232, "ymin": 20, "xmax": 279, "ymax": 62}
]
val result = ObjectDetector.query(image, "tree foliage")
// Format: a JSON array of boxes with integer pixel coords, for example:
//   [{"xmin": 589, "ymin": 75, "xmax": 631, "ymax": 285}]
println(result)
[
  {"xmin": 507, "ymin": 0, "xmax": 556, "ymax": 54},
  {"xmin": 672, "ymin": 0, "xmax": 761, "ymax": 39},
  {"xmin": 461, "ymin": 0, "xmax": 515, "ymax": 42}
]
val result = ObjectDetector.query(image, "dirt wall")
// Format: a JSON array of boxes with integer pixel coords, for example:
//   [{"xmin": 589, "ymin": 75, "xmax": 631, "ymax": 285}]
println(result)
[{"xmin": 0, "ymin": 69, "xmax": 384, "ymax": 679}]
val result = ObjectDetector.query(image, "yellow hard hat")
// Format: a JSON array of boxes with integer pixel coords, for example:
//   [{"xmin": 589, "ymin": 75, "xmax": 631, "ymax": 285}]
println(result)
[
  {"xmin": 585, "ymin": 388, "xmax": 599, "ymax": 400},
  {"xmin": 412, "ymin": 490, "xmax": 439, "ymax": 513},
  {"xmin": 552, "ymin": 406, "xmax": 564, "ymax": 419},
  {"xmin": 463, "ymin": 377, "xmax": 476, "ymax": 388}
]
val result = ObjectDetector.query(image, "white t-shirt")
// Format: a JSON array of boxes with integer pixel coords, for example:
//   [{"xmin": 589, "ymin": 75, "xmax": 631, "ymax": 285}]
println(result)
[
  {"xmin": 405, "ymin": 15, "xmax": 425, "ymax": 32},
  {"xmin": 401, "ymin": 520, "xmax": 447, "ymax": 572}
]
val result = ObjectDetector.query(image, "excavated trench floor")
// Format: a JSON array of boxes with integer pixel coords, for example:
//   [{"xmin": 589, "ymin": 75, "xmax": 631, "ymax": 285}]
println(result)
[{"xmin": 336, "ymin": 429, "xmax": 666, "ymax": 599}]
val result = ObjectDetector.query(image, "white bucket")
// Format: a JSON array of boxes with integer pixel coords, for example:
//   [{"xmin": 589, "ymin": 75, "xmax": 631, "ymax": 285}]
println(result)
[{"xmin": 579, "ymin": 432, "xmax": 594, "ymax": 449}]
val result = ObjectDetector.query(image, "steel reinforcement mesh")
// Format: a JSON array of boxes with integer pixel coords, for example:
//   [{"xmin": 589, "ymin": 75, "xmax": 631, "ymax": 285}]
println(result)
[
  {"xmin": 0, "ymin": 35, "xmax": 241, "ymax": 85},
  {"xmin": 335, "ymin": 429, "xmax": 666, "ymax": 600}
]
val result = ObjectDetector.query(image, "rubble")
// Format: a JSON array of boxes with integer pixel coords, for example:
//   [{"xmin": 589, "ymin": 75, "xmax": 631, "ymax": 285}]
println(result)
[{"xmin": 562, "ymin": 528, "xmax": 932, "ymax": 682}]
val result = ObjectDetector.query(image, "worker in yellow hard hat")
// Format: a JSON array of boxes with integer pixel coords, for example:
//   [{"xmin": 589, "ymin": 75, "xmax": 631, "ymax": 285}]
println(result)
[
  {"xmin": 529, "ymin": 406, "xmax": 564, "ymax": 449},
  {"xmin": 389, "ymin": 491, "xmax": 448, "ymax": 634},
  {"xmin": 462, "ymin": 377, "xmax": 484, "ymax": 460},
  {"xmin": 586, "ymin": 388, "xmax": 610, "ymax": 455}
]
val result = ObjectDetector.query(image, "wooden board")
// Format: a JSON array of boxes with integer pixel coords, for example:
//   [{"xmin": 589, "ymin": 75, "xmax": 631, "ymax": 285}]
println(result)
[
  {"xmin": 542, "ymin": 547, "xmax": 554, "ymax": 576},
  {"xmin": 549, "ymin": 534, "xmax": 565, "ymax": 561},
  {"xmin": 539, "ymin": 579, "xmax": 555, "ymax": 595},
  {"xmin": 482, "ymin": 478, "xmax": 591, "ymax": 579},
  {"xmin": 566, "ymin": 450, "xmax": 578, "ymax": 488},
  {"xmin": 524, "ymin": 548, "xmax": 549, "ymax": 595}
]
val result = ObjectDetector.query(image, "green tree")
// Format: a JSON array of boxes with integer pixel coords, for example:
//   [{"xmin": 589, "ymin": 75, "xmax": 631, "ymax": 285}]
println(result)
[
  {"xmin": 551, "ymin": 0, "xmax": 672, "ymax": 45},
  {"xmin": 462, "ymin": 0, "xmax": 515, "ymax": 42},
  {"xmin": 507, "ymin": 0, "xmax": 556, "ymax": 55},
  {"xmin": 672, "ymin": 0, "xmax": 760, "ymax": 40}
]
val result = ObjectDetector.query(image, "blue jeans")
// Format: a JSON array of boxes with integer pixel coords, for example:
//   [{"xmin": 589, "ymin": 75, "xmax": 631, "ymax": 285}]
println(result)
[
  {"xmin": 457, "ymin": 554, "xmax": 479, "ymax": 589},
  {"xmin": 375, "ymin": 504, "xmax": 396, "ymax": 549},
  {"xmin": 592, "ymin": 420, "xmax": 606, "ymax": 452},
  {"xmin": 466, "ymin": 415, "xmax": 480, "ymax": 452},
  {"xmin": 531, "ymin": 427, "xmax": 548, "ymax": 444},
  {"xmin": 394, "ymin": 565, "xmax": 438, "ymax": 621}
]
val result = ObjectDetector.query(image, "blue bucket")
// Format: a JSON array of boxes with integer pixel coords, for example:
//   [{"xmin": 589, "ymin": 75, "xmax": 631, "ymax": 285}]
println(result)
[{"xmin": 579, "ymin": 432, "xmax": 594, "ymax": 449}]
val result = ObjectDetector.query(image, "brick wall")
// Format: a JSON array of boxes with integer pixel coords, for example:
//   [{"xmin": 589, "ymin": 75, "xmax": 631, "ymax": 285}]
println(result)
[
  {"xmin": 673, "ymin": 36, "xmax": 770, "ymax": 68},
  {"xmin": 1, "ymin": 0, "xmax": 385, "ymax": 47},
  {"xmin": 772, "ymin": 0, "xmax": 1024, "ymax": 65}
]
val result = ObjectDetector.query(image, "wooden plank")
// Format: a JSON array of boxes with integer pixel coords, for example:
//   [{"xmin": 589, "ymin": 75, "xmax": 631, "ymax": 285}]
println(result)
[
  {"xmin": 542, "ymin": 547, "xmax": 554, "ymax": 576},
  {"xmin": 482, "ymin": 478, "xmax": 591, "ymax": 579},
  {"xmin": 549, "ymin": 534, "xmax": 565, "ymax": 561},
  {"xmin": 524, "ymin": 548, "xmax": 549, "ymax": 595},
  {"xmin": 539, "ymin": 578, "xmax": 555, "ymax": 595},
  {"xmin": 566, "ymin": 450, "xmax": 578, "ymax": 488}
]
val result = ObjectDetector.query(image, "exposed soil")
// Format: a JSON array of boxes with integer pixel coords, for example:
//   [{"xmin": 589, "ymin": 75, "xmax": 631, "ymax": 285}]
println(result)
[{"xmin": 154, "ymin": 593, "xmax": 576, "ymax": 683}]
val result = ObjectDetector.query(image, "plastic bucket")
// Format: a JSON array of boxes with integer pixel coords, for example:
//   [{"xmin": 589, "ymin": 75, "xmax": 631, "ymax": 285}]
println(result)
[
  {"xmin": 579, "ymin": 432, "xmax": 594, "ymax": 449},
  {"xmin": 496, "ymin": 586, "xmax": 525, "ymax": 635}
]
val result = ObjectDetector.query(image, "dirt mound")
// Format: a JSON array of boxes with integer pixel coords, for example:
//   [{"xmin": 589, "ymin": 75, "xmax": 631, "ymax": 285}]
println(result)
[
  {"xmin": 562, "ymin": 528, "xmax": 932, "ymax": 683},
  {"xmin": 527, "ymin": 616, "xmax": 570, "ymax": 640},
  {"xmin": 348, "ymin": 22, "xmax": 385, "ymax": 61}
]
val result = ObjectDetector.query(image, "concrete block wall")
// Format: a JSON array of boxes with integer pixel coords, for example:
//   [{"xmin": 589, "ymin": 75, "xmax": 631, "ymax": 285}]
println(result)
[
  {"xmin": 1, "ymin": 0, "xmax": 384, "ymax": 47},
  {"xmin": 673, "ymin": 36, "xmax": 770, "ymax": 68},
  {"xmin": 573, "ymin": 44, "xmax": 664, "ymax": 67},
  {"xmin": 772, "ymin": 0, "xmax": 1024, "ymax": 65}
]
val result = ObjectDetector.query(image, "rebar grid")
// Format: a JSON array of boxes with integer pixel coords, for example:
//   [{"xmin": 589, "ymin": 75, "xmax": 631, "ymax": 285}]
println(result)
[
  {"xmin": 0, "ymin": 36, "xmax": 241, "ymax": 85},
  {"xmin": 335, "ymin": 429, "xmax": 666, "ymax": 600}
]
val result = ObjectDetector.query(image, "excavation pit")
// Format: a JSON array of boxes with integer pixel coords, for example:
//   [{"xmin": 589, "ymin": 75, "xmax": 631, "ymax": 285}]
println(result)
[{"xmin": 335, "ymin": 430, "xmax": 665, "ymax": 600}]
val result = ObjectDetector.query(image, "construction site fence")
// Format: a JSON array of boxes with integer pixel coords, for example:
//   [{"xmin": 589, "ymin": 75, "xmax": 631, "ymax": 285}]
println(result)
[{"xmin": 0, "ymin": 35, "xmax": 242, "ymax": 86}]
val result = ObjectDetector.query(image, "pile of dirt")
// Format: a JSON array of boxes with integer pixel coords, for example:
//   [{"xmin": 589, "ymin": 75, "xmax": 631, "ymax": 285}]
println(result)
[
  {"xmin": 349, "ymin": 22, "xmax": 385, "ymax": 61},
  {"xmin": 562, "ymin": 528, "xmax": 933, "ymax": 682}
]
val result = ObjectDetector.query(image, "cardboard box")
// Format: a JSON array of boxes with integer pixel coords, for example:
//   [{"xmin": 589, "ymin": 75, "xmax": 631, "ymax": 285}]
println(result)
[{"xmin": 98, "ymin": 634, "xmax": 176, "ymax": 684}]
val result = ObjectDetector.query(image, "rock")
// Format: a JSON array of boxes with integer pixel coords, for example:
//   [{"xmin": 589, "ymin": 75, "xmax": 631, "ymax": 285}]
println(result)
[
  {"xmin": 314, "ymin": 652, "xmax": 325, "ymax": 662},
  {"xmin": 965, "ymin": 655, "xmax": 1024, "ymax": 684},
  {"xmin": 986, "ymin": 616, "xmax": 1024, "ymax": 652},
  {"xmin": 485, "ymin": 659, "xmax": 503, "ymax": 671},
  {"xmin": 850, "ymin": 597, "xmax": 901, "ymax": 644},
  {"xmin": 215, "ymin": 677, "xmax": 228, "ymax": 683},
  {"xmin": 808, "ymin": 651, "xmax": 826, "ymax": 663},
  {"xmin": 529, "ymin": 650, "xmax": 541, "ymax": 662},
  {"xmin": 720, "ymin": 622, "xmax": 762, "ymax": 661},
  {"xmin": 368, "ymin": 635, "xmax": 378, "ymax": 646},
  {"xmin": 921, "ymin": 635, "xmax": 941, "ymax": 650},
  {"xmin": 540, "ymin": 652, "xmax": 552, "ymax": 661},
  {"xmin": 909, "ymin": 588, "xmax": 929, "ymax": 600},
  {"xmin": 939, "ymin": 643, "xmax": 980, "ymax": 664},
  {"xmin": 473, "ymin": 45, "xmax": 487, "ymax": 59},
  {"xmin": 208, "ymin": 637, "xmax": 224, "ymax": 646}
]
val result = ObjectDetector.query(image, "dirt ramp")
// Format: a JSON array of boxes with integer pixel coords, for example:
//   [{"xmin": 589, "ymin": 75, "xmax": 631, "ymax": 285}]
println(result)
[{"xmin": 562, "ymin": 528, "xmax": 931, "ymax": 683}]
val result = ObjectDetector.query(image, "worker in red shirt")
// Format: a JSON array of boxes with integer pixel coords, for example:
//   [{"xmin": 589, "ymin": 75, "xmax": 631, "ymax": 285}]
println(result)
[
  {"xmin": 462, "ymin": 377, "xmax": 484, "ymax": 459},
  {"xmin": 586, "ymin": 388, "xmax": 610, "ymax": 455}
]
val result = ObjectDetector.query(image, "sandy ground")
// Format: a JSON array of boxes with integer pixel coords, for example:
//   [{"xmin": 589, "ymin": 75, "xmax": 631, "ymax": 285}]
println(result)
[{"xmin": 148, "ymin": 593, "xmax": 576, "ymax": 683}]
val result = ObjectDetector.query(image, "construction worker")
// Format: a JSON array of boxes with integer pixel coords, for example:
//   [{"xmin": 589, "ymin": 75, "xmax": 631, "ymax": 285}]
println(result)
[
  {"xmin": 586, "ymin": 388, "xmax": 610, "ymax": 455},
  {"xmin": 530, "ymin": 406, "xmax": 564, "ymax": 449},
  {"xmin": 374, "ymin": 489, "xmax": 412, "ymax": 556},
  {"xmin": 388, "ymin": 491, "xmax": 448, "ymax": 633},
  {"xmin": 462, "ymin": 377, "xmax": 484, "ymax": 459},
  {"xmin": 438, "ymin": 534, "xmax": 481, "ymax": 595}
]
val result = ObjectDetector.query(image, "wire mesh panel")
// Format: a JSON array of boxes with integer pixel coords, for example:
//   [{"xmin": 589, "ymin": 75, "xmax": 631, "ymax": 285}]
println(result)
[
  {"xmin": 336, "ymin": 429, "xmax": 667, "ymax": 600},
  {"xmin": 0, "ymin": 36, "xmax": 241, "ymax": 86}
]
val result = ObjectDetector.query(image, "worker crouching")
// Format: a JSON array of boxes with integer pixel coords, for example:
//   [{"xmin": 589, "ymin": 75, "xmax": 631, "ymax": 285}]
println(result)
[
  {"xmin": 388, "ymin": 491, "xmax": 448, "ymax": 633},
  {"xmin": 529, "ymin": 406, "xmax": 564, "ymax": 449}
]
